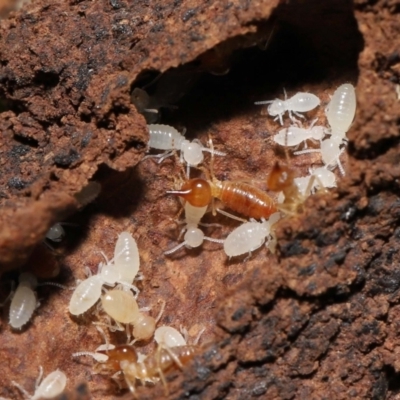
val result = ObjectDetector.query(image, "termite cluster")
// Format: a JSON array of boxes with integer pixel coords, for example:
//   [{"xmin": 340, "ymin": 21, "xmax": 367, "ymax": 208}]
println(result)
[
  {"xmin": 0, "ymin": 81, "xmax": 356, "ymax": 399},
  {"xmin": 67, "ymin": 231, "xmax": 203, "ymax": 396},
  {"xmin": 146, "ymin": 83, "xmax": 356, "ymax": 258}
]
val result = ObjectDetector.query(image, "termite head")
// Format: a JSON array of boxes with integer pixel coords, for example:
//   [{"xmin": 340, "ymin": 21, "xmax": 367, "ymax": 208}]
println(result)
[
  {"xmin": 98, "ymin": 345, "xmax": 138, "ymax": 372},
  {"xmin": 267, "ymin": 163, "xmax": 295, "ymax": 192},
  {"xmin": 168, "ymin": 178, "xmax": 212, "ymax": 207},
  {"xmin": 268, "ymin": 100, "xmax": 285, "ymax": 117}
]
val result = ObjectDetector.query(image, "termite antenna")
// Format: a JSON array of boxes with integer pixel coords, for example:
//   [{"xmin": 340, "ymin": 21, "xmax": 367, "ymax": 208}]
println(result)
[
  {"xmin": 164, "ymin": 241, "xmax": 187, "ymax": 255},
  {"xmin": 254, "ymin": 99, "xmax": 274, "ymax": 105},
  {"xmin": 38, "ymin": 282, "xmax": 68, "ymax": 290},
  {"xmin": 165, "ymin": 189, "xmax": 192, "ymax": 196},
  {"xmin": 11, "ymin": 381, "xmax": 31, "ymax": 399},
  {"xmin": 258, "ymin": 21, "xmax": 276, "ymax": 51},
  {"xmin": 216, "ymin": 208, "xmax": 247, "ymax": 223},
  {"xmin": 156, "ymin": 299, "xmax": 166, "ymax": 323}
]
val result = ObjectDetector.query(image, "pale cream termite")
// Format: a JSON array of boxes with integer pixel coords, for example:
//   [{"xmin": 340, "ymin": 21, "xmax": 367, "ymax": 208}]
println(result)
[
  {"xmin": 11, "ymin": 367, "xmax": 67, "ymax": 400},
  {"xmin": 255, "ymin": 90, "xmax": 320, "ymax": 125},
  {"xmin": 9, "ymin": 273, "xmax": 38, "ymax": 330},
  {"xmin": 100, "ymin": 289, "xmax": 165, "ymax": 342},
  {"xmin": 69, "ymin": 231, "xmax": 140, "ymax": 316},
  {"xmin": 154, "ymin": 326, "xmax": 187, "ymax": 348},
  {"xmin": 273, "ymin": 118, "xmax": 326, "ymax": 149},
  {"xmin": 98, "ymin": 344, "xmax": 198, "ymax": 396},
  {"xmin": 212, "ymin": 210, "xmax": 281, "ymax": 258},
  {"xmin": 325, "ymin": 83, "xmax": 356, "ymax": 139},
  {"xmin": 8, "ymin": 272, "xmax": 66, "ymax": 329},
  {"xmin": 147, "ymin": 124, "xmax": 225, "ymax": 176}
]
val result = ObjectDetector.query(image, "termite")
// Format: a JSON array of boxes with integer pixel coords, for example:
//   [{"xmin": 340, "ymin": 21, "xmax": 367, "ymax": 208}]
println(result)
[
  {"xmin": 293, "ymin": 84, "xmax": 355, "ymax": 175},
  {"xmin": 146, "ymin": 124, "xmax": 225, "ymax": 176},
  {"xmin": 69, "ymin": 232, "xmax": 140, "ymax": 316},
  {"xmin": 11, "ymin": 367, "xmax": 67, "ymax": 400},
  {"xmin": 8, "ymin": 273, "xmax": 65, "ymax": 330},
  {"xmin": 255, "ymin": 89, "xmax": 320, "ymax": 125},
  {"xmin": 113, "ymin": 231, "xmax": 140, "ymax": 285},
  {"xmin": 169, "ymin": 173, "xmax": 277, "ymax": 221},
  {"xmin": 155, "ymin": 325, "xmax": 205, "ymax": 347},
  {"xmin": 266, "ymin": 162, "xmax": 312, "ymax": 215},
  {"xmin": 99, "ymin": 288, "xmax": 165, "ymax": 343},
  {"xmin": 294, "ymin": 167, "xmax": 337, "ymax": 196},
  {"xmin": 154, "ymin": 326, "xmax": 187, "ymax": 347},
  {"xmin": 9, "ymin": 273, "xmax": 37, "ymax": 330},
  {"xmin": 293, "ymin": 134, "xmax": 346, "ymax": 175},
  {"xmin": 98, "ymin": 344, "xmax": 197, "ymax": 396},
  {"xmin": 164, "ymin": 185, "xmax": 221, "ymax": 255},
  {"xmin": 214, "ymin": 210, "xmax": 281, "ymax": 258},
  {"xmin": 273, "ymin": 118, "xmax": 326, "ymax": 149},
  {"xmin": 325, "ymin": 83, "xmax": 356, "ymax": 139}
]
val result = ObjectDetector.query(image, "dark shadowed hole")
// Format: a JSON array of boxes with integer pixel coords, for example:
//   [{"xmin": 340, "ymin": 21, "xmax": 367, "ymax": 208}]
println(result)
[
  {"xmin": 130, "ymin": 0, "xmax": 363, "ymax": 143},
  {"xmin": 33, "ymin": 70, "xmax": 60, "ymax": 89}
]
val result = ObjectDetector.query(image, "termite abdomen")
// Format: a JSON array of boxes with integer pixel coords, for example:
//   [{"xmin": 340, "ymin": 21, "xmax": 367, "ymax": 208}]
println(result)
[{"xmin": 215, "ymin": 182, "xmax": 277, "ymax": 220}]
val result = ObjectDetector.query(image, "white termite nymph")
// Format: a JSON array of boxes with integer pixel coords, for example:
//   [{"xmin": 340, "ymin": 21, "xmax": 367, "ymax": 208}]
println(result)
[
  {"xmin": 214, "ymin": 211, "xmax": 281, "ymax": 258},
  {"xmin": 12, "ymin": 367, "xmax": 67, "ymax": 400},
  {"xmin": 294, "ymin": 135, "xmax": 347, "ymax": 175},
  {"xmin": 325, "ymin": 83, "xmax": 356, "ymax": 139},
  {"xmin": 154, "ymin": 326, "xmax": 187, "ymax": 348},
  {"xmin": 311, "ymin": 167, "xmax": 337, "ymax": 189},
  {"xmin": 99, "ymin": 289, "xmax": 165, "ymax": 343},
  {"xmin": 164, "ymin": 203, "xmax": 221, "ymax": 255},
  {"xmin": 273, "ymin": 118, "xmax": 326, "ymax": 149},
  {"xmin": 9, "ymin": 272, "xmax": 38, "ymax": 330},
  {"xmin": 294, "ymin": 167, "xmax": 337, "ymax": 196},
  {"xmin": 147, "ymin": 124, "xmax": 225, "ymax": 175},
  {"xmin": 113, "ymin": 231, "xmax": 140, "ymax": 285},
  {"xmin": 69, "ymin": 232, "xmax": 140, "ymax": 316},
  {"xmin": 255, "ymin": 90, "xmax": 320, "ymax": 125}
]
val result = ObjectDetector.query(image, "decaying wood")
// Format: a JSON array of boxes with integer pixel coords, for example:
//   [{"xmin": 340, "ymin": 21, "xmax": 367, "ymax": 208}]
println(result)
[{"xmin": 1, "ymin": 0, "xmax": 400, "ymax": 399}]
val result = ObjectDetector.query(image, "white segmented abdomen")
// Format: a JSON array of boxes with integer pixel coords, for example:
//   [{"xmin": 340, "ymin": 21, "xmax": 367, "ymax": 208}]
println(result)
[
  {"xmin": 326, "ymin": 83, "xmax": 356, "ymax": 135},
  {"xmin": 114, "ymin": 232, "xmax": 140, "ymax": 284},
  {"xmin": 9, "ymin": 285, "xmax": 36, "ymax": 329},
  {"xmin": 155, "ymin": 326, "xmax": 187, "ymax": 347},
  {"xmin": 288, "ymin": 92, "xmax": 320, "ymax": 112},
  {"xmin": 33, "ymin": 370, "xmax": 67, "ymax": 400},
  {"xmin": 69, "ymin": 275, "xmax": 103, "ymax": 315},
  {"xmin": 184, "ymin": 203, "xmax": 207, "ymax": 226},
  {"xmin": 101, "ymin": 289, "xmax": 139, "ymax": 324},
  {"xmin": 320, "ymin": 136, "xmax": 343, "ymax": 166},
  {"xmin": 224, "ymin": 222, "xmax": 269, "ymax": 257},
  {"xmin": 274, "ymin": 127, "xmax": 306, "ymax": 147},
  {"xmin": 313, "ymin": 167, "xmax": 337, "ymax": 188},
  {"xmin": 148, "ymin": 124, "xmax": 184, "ymax": 150}
]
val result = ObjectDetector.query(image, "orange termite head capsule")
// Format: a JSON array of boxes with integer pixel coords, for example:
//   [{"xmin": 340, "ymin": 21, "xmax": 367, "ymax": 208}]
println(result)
[
  {"xmin": 267, "ymin": 163, "xmax": 295, "ymax": 192},
  {"xmin": 169, "ymin": 178, "xmax": 212, "ymax": 207},
  {"xmin": 99, "ymin": 345, "xmax": 138, "ymax": 371}
]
